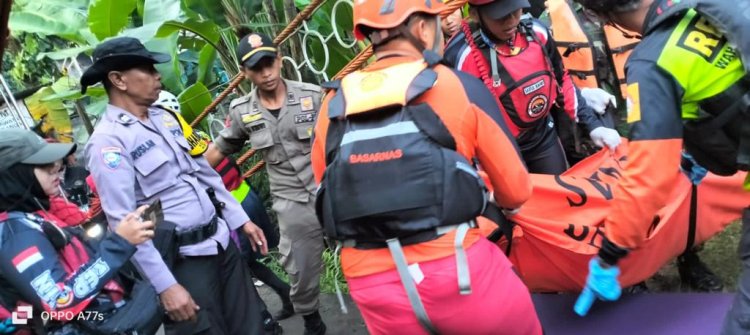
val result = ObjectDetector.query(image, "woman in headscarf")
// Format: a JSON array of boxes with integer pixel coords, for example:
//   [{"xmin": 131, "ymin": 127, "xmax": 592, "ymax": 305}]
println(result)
[{"xmin": 0, "ymin": 128, "xmax": 155, "ymax": 334}]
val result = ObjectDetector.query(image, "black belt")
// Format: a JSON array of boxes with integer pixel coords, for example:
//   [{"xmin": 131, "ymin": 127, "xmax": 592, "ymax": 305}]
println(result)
[
  {"xmin": 348, "ymin": 229, "xmax": 443, "ymax": 250},
  {"xmin": 175, "ymin": 216, "xmax": 218, "ymax": 247},
  {"xmin": 345, "ymin": 222, "xmax": 476, "ymax": 250}
]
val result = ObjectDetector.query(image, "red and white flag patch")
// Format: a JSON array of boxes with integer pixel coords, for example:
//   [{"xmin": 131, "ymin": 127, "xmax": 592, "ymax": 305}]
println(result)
[{"xmin": 12, "ymin": 246, "xmax": 43, "ymax": 273}]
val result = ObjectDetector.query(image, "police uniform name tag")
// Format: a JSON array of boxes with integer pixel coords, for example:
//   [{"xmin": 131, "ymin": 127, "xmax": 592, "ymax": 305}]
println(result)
[
  {"xmin": 242, "ymin": 113, "xmax": 263, "ymax": 124},
  {"xmin": 130, "ymin": 140, "xmax": 156, "ymax": 160},
  {"xmin": 250, "ymin": 122, "xmax": 267, "ymax": 132},
  {"xmin": 294, "ymin": 112, "xmax": 315, "ymax": 124}
]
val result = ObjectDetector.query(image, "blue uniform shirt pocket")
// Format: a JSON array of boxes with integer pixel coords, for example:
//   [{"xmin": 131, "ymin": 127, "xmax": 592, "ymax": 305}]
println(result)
[{"xmin": 134, "ymin": 148, "xmax": 175, "ymax": 198}]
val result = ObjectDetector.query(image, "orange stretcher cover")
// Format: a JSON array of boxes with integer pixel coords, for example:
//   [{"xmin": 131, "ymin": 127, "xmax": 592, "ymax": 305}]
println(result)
[{"xmin": 486, "ymin": 140, "xmax": 749, "ymax": 292}]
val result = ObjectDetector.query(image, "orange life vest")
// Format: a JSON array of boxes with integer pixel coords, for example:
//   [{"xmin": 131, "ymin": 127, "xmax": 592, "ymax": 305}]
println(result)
[{"xmin": 547, "ymin": 0, "xmax": 639, "ymax": 99}]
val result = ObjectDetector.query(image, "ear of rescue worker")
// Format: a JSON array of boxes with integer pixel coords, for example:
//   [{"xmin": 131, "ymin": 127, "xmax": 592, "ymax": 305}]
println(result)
[{"xmin": 409, "ymin": 14, "xmax": 445, "ymax": 55}]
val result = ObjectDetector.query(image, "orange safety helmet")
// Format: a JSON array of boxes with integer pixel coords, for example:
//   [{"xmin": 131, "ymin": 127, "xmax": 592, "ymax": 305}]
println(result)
[{"xmin": 353, "ymin": 0, "xmax": 446, "ymax": 41}]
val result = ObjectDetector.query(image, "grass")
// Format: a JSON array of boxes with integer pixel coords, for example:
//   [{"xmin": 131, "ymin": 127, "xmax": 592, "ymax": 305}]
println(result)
[
  {"xmin": 260, "ymin": 248, "xmax": 349, "ymax": 294},
  {"xmin": 648, "ymin": 221, "xmax": 742, "ymax": 292}
]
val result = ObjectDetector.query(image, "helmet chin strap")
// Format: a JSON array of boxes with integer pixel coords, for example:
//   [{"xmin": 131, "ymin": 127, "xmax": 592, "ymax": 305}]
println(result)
[
  {"xmin": 430, "ymin": 16, "xmax": 443, "ymax": 54},
  {"xmin": 605, "ymin": 17, "xmax": 642, "ymax": 39}
]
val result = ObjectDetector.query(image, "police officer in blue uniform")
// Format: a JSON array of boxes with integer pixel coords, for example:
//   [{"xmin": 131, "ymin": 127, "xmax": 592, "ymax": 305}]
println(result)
[{"xmin": 83, "ymin": 37, "xmax": 269, "ymax": 335}]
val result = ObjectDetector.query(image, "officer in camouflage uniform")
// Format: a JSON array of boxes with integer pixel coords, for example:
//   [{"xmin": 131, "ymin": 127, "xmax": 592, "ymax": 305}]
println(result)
[{"xmin": 540, "ymin": 1, "xmax": 628, "ymax": 126}]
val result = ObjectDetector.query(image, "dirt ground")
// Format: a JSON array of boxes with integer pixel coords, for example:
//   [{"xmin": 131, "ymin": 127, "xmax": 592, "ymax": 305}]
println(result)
[{"xmin": 258, "ymin": 285, "xmax": 368, "ymax": 334}]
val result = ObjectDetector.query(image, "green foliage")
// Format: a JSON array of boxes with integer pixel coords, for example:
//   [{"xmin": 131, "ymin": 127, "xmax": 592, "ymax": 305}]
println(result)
[
  {"xmin": 87, "ymin": 0, "xmax": 137, "ymax": 40},
  {"xmin": 145, "ymin": 32, "xmax": 184, "ymax": 93},
  {"xmin": 25, "ymin": 85, "xmax": 74, "ymax": 140},
  {"xmin": 183, "ymin": 0, "xmax": 228, "ymax": 26},
  {"xmin": 177, "ymin": 82, "xmax": 212, "ymax": 130},
  {"xmin": 321, "ymin": 248, "xmax": 348, "ymax": 294},
  {"xmin": 37, "ymin": 46, "xmax": 93, "ymax": 61},
  {"xmin": 259, "ymin": 251, "xmax": 289, "ymax": 283},
  {"xmin": 84, "ymin": 96, "xmax": 109, "ymax": 118},
  {"xmin": 41, "ymin": 86, "xmax": 106, "ymax": 102},
  {"xmin": 1, "ymin": 33, "xmax": 68, "ymax": 92},
  {"xmin": 197, "ymin": 45, "xmax": 218, "ymax": 84},
  {"xmin": 9, "ymin": 1, "xmax": 88, "ymax": 39},
  {"xmin": 136, "ymin": 0, "xmax": 146, "ymax": 18},
  {"xmin": 260, "ymin": 249, "xmax": 349, "ymax": 294},
  {"xmin": 294, "ymin": 0, "xmax": 358, "ymax": 80},
  {"xmin": 220, "ymin": 0, "xmax": 263, "ymax": 29},
  {"xmin": 157, "ymin": 19, "xmax": 220, "ymax": 46},
  {"xmin": 143, "ymin": 0, "xmax": 183, "ymax": 24}
]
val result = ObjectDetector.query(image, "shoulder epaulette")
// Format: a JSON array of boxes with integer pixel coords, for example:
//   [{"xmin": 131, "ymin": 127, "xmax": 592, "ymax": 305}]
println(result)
[
  {"xmin": 292, "ymin": 81, "xmax": 322, "ymax": 93},
  {"xmin": 230, "ymin": 95, "xmax": 252, "ymax": 109}
]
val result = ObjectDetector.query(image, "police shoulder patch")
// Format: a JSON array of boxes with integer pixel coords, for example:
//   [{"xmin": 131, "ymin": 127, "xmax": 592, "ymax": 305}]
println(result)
[
  {"xmin": 101, "ymin": 147, "xmax": 123, "ymax": 170},
  {"xmin": 230, "ymin": 95, "xmax": 252, "ymax": 109},
  {"xmin": 626, "ymin": 83, "xmax": 641, "ymax": 123}
]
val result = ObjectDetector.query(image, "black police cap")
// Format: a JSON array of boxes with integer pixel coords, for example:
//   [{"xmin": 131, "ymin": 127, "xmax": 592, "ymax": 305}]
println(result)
[{"xmin": 236, "ymin": 33, "xmax": 278, "ymax": 68}]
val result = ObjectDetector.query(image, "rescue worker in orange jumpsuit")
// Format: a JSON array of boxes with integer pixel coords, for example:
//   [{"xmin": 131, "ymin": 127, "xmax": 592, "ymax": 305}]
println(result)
[
  {"xmin": 444, "ymin": 0, "xmax": 622, "ymax": 174},
  {"xmin": 311, "ymin": 0, "xmax": 542, "ymax": 334},
  {"xmin": 567, "ymin": 2, "xmax": 749, "ymax": 332},
  {"xmin": 542, "ymin": 0, "xmax": 723, "ymax": 292}
]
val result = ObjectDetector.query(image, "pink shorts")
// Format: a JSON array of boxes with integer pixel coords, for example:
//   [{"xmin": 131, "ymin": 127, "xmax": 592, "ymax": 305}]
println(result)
[{"xmin": 347, "ymin": 237, "xmax": 542, "ymax": 335}]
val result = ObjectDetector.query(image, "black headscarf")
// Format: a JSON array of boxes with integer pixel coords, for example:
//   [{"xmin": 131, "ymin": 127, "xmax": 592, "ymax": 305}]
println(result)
[{"xmin": 0, "ymin": 163, "xmax": 49, "ymax": 213}]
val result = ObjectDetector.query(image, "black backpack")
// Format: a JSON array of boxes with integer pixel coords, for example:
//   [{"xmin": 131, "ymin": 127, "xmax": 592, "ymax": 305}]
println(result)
[{"xmin": 316, "ymin": 56, "xmax": 488, "ymax": 248}]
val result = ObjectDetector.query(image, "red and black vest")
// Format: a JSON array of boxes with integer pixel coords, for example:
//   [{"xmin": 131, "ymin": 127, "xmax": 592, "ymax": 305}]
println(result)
[{"xmin": 457, "ymin": 20, "xmax": 559, "ymax": 137}]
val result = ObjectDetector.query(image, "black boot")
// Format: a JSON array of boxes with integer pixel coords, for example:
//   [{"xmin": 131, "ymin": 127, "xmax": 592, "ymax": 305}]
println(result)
[
  {"xmin": 273, "ymin": 288, "xmax": 295, "ymax": 320},
  {"xmin": 677, "ymin": 249, "xmax": 724, "ymax": 292},
  {"xmin": 623, "ymin": 281, "xmax": 649, "ymax": 294},
  {"xmin": 262, "ymin": 309, "xmax": 284, "ymax": 335},
  {"xmin": 302, "ymin": 310, "xmax": 327, "ymax": 335},
  {"xmin": 273, "ymin": 301, "xmax": 295, "ymax": 321}
]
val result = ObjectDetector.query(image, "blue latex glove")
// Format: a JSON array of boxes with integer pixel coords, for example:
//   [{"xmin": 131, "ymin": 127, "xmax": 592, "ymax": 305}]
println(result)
[
  {"xmin": 680, "ymin": 152, "xmax": 708, "ymax": 185},
  {"xmin": 0, "ymin": 318, "xmax": 16, "ymax": 334},
  {"xmin": 574, "ymin": 257, "xmax": 622, "ymax": 316}
]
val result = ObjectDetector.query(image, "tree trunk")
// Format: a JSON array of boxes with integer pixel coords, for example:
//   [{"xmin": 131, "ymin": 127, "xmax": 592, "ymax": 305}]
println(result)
[{"xmin": 74, "ymin": 100, "xmax": 94, "ymax": 135}]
